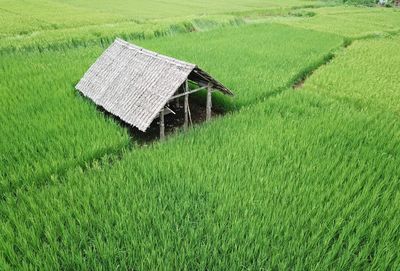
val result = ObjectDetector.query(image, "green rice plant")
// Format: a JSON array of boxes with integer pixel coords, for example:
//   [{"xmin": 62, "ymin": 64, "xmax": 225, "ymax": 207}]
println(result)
[
  {"xmin": 303, "ymin": 35, "xmax": 400, "ymax": 114},
  {"xmin": 276, "ymin": 6, "xmax": 400, "ymax": 38},
  {"xmin": 0, "ymin": 15, "xmax": 245, "ymax": 53},
  {"xmin": 0, "ymin": 23, "xmax": 342, "ymax": 195},
  {"xmin": 0, "ymin": 9, "xmax": 50, "ymax": 38},
  {"xmin": 0, "ymin": 2, "xmax": 344, "ymax": 53},
  {"xmin": 343, "ymin": 0, "xmax": 377, "ymax": 5},
  {"xmin": 1, "ymin": 90, "xmax": 399, "ymax": 269},
  {"xmin": 1, "ymin": 4, "xmax": 399, "ymax": 269},
  {"xmin": 0, "ymin": 0, "xmax": 126, "ymax": 36},
  {"xmin": 0, "ymin": 0, "xmax": 333, "ymax": 37},
  {"xmin": 135, "ymin": 23, "xmax": 343, "ymax": 108},
  {"xmin": 58, "ymin": 0, "xmax": 326, "ymax": 18},
  {"xmin": 0, "ymin": 23, "xmax": 342, "ymax": 196},
  {"xmin": 0, "ymin": 48, "xmax": 130, "ymax": 196}
]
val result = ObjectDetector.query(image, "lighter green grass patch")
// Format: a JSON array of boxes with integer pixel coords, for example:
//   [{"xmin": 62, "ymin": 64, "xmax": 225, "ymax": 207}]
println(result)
[
  {"xmin": 275, "ymin": 6, "xmax": 400, "ymax": 38},
  {"xmin": 303, "ymin": 35, "xmax": 400, "ymax": 114}
]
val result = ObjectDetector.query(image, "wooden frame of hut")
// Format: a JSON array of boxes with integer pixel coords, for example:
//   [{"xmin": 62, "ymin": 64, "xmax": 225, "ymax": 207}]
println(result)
[{"xmin": 76, "ymin": 38, "xmax": 233, "ymax": 140}]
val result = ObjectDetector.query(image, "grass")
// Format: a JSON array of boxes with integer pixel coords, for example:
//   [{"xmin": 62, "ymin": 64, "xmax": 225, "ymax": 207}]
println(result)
[
  {"xmin": 1, "ymin": 89, "xmax": 399, "ymax": 269},
  {"xmin": 0, "ymin": 0, "xmax": 124, "ymax": 37},
  {"xmin": 0, "ymin": 23, "xmax": 342, "ymax": 197},
  {"xmin": 1, "ymin": 1, "xmax": 400, "ymax": 270},
  {"xmin": 0, "ymin": 48, "xmax": 130, "ymax": 196},
  {"xmin": 0, "ymin": 0, "xmax": 330, "ymax": 37},
  {"xmin": 135, "ymin": 23, "xmax": 343, "ymax": 108},
  {"xmin": 52, "ymin": 0, "xmax": 321, "ymax": 18},
  {"xmin": 0, "ymin": 0, "xmax": 342, "ymax": 53},
  {"xmin": 274, "ymin": 6, "xmax": 400, "ymax": 38},
  {"xmin": 0, "ymin": 15, "xmax": 245, "ymax": 53},
  {"xmin": 0, "ymin": 9, "xmax": 49, "ymax": 38},
  {"xmin": 5, "ymin": 3, "xmax": 399, "ymax": 53},
  {"xmin": 303, "ymin": 35, "xmax": 400, "ymax": 114}
]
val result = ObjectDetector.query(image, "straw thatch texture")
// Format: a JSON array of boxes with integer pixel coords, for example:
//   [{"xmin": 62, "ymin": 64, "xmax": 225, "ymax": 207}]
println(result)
[{"xmin": 76, "ymin": 38, "xmax": 232, "ymax": 132}]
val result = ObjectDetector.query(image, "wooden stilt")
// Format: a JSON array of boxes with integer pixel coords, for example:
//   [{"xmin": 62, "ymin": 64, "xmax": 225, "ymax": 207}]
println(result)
[
  {"xmin": 206, "ymin": 83, "xmax": 212, "ymax": 121},
  {"xmin": 160, "ymin": 108, "xmax": 165, "ymax": 140},
  {"xmin": 184, "ymin": 80, "xmax": 189, "ymax": 131},
  {"xmin": 175, "ymin": 86, "xmax": 180, "ymax": 108}
]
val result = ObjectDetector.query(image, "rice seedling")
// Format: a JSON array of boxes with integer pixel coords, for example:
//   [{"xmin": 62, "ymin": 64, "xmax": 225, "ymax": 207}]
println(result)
[
  {"xmin": 0, "ymin": 23, "xmax": 342, "ymax": 195},
  {"xmin": 0, "ymin": 0, "xmax": 347, "ymax": 53},
  {"xmin": 275, "ymin": 6, "xmax": 400, "ymax": 38},
  {"xmin": 135, "ymin": 23, "xmax": 343, "ymax": 108},
  {"xmin": 0, "ymin": 9, "xmax": 49, "ymax": 38},
  {"xmin": 0, "ymin": 47, "xmax": 130, "ymax": 195},
  {"xmin": 0, "ymin": 0, "xmax": 327, "ymax": 34},
  {"xmin": 303, "ymin": 36, "xmax": 400, "ymax": 115},
  {"xmin": 0, "ymin": 23, "xmax": 342, "ymax": 197},
  {"xmin": 0, "ymin": 0, "xmax": 332, "ymax": 41},
  {"xmin": 59, "ymin": 0, "xmax": 323, "ymax": 18},
  {"xmin": 0, "ymin": 15, "xmax": 245, "ymax": 53},
  {"xmin": 5, "ymin": 4, "xmax": 398, "ymax": 54},
  {"xmin": 1, "ymin": 89, "xmax": 399, "ymax": 269},
  {"xmin": 1, "ymin": 1, "xmax": 400, "ymax": 270},
  {"xmin": 0, "ymin": 0, "xmax": 125, "ymax": 36}
]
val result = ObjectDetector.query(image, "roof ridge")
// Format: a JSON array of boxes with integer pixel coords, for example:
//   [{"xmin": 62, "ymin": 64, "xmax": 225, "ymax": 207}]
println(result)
[{"xmin": 115, "ymin": 38, "xmax": 196, "ymax": 70}]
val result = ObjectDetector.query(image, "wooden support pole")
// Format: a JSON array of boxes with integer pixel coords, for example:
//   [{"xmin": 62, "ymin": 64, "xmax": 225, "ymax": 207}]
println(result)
[
  {"xmin": 160, "ymin": 108, "xmax": 165, "ymax": 140},
  {"xmin": 184, "ymin": 80, "xmax": 189, "ymax": 131},
  {"xmin": 175, "ymin": 86, "xmax": 180, "ymax": 108},
  {"xmin": 206, "ymin": 83, "xmax": 212, "ymax": 121}
]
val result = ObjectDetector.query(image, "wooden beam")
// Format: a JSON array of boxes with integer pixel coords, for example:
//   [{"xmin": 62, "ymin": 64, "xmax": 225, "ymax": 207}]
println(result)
[
  {"xmin": 157, "ymin": 106, "xmax": 175, "ymax": 117},
  {"xmin": 175, "ymin": 86, "xmax": 181, "ymax": 107},
  {"xmin": 160, "ymin": 108, "xmax": 165, "ymax": 140},
  {"xmin": 169, "ymin": 86, "xmax": 207, "ymax": 101},
  {"xmin": 184, "ymin": 80, "xmax": 189, "ymax": 131},
  {"xmin": 206, "ymin": 83, "xmax": 212, "ymax": 121}
]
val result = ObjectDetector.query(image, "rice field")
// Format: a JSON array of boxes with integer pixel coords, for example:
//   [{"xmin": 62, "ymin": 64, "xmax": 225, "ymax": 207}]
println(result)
[
  {"xmin": 0, "ymin": 48, "xmax": 130, "ymax": 195},
  {"xmin": 135, "ymin": 23, "xmax": 343, "ymax": 108},
  {"xmin": 303, "ymin": 36, "xmax": 400, "ymax": 114},
  {"xmin": 4, "ymin": 2, "xmax": 398, "ymax": 53},
  {"xmin": 0, "ymin": 23, "xmax": 343, "ymax": 197},
  {"xmin": 2, "ymin": 90, "xmax": 399, "ymax": 269},
  {"xmin": 273, "ymin": 6, "xmax": 400, "ymax": 37},
  {"xmin": 1, "ymin": 0, "xmax": 400, "ymax": 269},
  {"xmin": 0, "ymin": 15, "xmax": 244, "ymax": 53},
  {"xmin": 0, "ymin": 0, "xmax": 327, "ymax": 38}
]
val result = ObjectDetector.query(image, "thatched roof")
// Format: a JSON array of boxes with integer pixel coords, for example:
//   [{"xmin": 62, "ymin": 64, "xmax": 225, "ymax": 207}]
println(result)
[{"xmin": 76, "ymin": 38, "xmax": 233, "ymax": 132}]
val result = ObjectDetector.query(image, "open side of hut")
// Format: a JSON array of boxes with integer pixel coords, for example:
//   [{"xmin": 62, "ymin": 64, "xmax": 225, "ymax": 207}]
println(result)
[{"xmin": 76, "ymin": 38, "xmax": 233, "ymax": 140}]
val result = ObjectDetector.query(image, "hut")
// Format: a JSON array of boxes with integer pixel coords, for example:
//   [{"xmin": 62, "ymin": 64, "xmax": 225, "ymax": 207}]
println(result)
[{"xmin": 76, "ymin": 38, "xmax": 233, "ymax": 140}]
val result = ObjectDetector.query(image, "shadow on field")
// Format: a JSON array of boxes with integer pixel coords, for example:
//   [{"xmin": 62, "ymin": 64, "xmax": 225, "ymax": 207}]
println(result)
[{"xmin": 92, "ymin": 95, "xmax": 226, "ymax": 144}]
